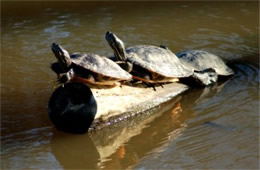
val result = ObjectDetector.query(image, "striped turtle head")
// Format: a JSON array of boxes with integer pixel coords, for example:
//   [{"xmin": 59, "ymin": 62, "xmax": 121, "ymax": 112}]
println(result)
[
  {"xmin": 105, "ymin": 31, "xmax": 127, "ymax": 61},
  {"xmin": 51, "ymin": 43, "xmax": 72, "ymax": 71}
]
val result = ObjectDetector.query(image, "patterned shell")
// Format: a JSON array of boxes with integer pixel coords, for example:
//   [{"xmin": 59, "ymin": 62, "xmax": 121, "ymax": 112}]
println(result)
[
  {"xmin": 176, "ymin": 50, "xmax": 234, "ymax": 76},
  {"xmin": 126, "ymin": 45, "xmax": 193, "ymax": 78},
  {"xmin": 70, "ymin": 53, "xmax": 132, "ymax": 80}
]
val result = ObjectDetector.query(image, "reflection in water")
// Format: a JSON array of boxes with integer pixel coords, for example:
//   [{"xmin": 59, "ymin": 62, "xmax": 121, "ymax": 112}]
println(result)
[
  {"xmin": 1, "ymin": 1, "xmax": 259, "ymax": 169},
  {"xmin": 50, "ymin": 131, "xmax": 99, "ymax": 169},
  {"xmin": 90, "ymin": 96, "xmax": 185, "ymax": 169},
  {"xmin": 90, "ymin": 97, "xmax": 180, "ymax": 163}
]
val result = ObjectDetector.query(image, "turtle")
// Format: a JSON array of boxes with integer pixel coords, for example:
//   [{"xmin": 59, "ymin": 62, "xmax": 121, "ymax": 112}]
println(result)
[
  {"xmin": 176, "ymin": 50, "xmax": 234, "ymax": 86},
  {"xmin": 51, "ymin": 43, "xmax": 132, "ymax": 87},
  {"xmin": 105, "ymin": 31, "xmax": 193, "ymax": 86}
]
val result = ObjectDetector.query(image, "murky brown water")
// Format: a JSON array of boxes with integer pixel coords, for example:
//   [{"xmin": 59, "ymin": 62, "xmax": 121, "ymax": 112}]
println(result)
[{"xmin": 1, "ymin": 1, "xmax": 259, "ymax": 169}]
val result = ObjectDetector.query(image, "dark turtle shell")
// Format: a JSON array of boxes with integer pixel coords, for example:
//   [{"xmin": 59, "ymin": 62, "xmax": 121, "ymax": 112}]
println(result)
[
  {"xmin": 176, "ymin": 50, "xmax": 234, "ymax": 76},
  {"xmin": 125, "ymin": 45, "xmax": 193, "ymax": 78},
  {"xmin": 70, "ymin": 53, "xmax": 132, "ymax": 81}
]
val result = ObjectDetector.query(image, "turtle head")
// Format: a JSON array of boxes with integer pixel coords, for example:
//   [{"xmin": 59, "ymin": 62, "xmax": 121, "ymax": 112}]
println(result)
[
  {"xmin": 105, "ymin": 31, "xmax": 127, "ymax": 61},
  {"xmin": 51, "ymin": 43, "xmax": 72, "ymax": 71},
  {"xmin": 58, "ymin": 69, "xmax": 75, "ymax": 84}
]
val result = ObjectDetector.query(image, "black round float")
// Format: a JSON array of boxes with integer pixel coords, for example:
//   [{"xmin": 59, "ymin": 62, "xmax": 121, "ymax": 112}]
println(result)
[{"xmin": 48, "ymin": 83, "xmax": 97, "ymax": 134}]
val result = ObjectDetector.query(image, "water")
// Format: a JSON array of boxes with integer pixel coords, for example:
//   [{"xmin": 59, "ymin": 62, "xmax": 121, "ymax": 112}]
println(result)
[{"xmin": 1, "ymin": 1, "xmax": 259, "ymax": 169}]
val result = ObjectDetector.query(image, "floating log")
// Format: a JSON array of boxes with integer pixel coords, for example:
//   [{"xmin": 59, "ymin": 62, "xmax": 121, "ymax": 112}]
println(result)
[{"xmin": 48, "ymin": 83, "xmax": 188, "ymax": 133}]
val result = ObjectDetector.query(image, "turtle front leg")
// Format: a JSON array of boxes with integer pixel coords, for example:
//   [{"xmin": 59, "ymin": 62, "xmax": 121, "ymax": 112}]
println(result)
[
  {"xmin": 131, "ymin": 68, "xmax": 157, "ymax": 91},
  {"xmin": 51, "ymin": 62, "xmax": 64, "ymax": 74}
]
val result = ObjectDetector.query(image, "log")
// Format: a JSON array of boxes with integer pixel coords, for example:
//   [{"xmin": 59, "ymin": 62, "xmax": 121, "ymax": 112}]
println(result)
[{"xmin": 48, "ymin": 83, "xmax": 188, "ymax": 133}]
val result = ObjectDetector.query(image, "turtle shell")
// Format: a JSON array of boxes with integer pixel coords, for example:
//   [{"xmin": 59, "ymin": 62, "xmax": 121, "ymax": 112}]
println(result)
[
  {"xmin": 70, "ymin": 53, "xmax": 132, "ymax": 81},
  {"xmin": 126, "ymin": 45, "xmax": 193, "ymax": 78},
  {"xmin": 176, "ymin": 50, "xmax": 234, "ymax": 76}
]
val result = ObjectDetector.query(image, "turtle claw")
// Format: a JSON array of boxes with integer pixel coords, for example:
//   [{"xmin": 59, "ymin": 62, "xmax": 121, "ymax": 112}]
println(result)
[
  {"xmin": 143, "ymin": 82, "xmax": 156, "ymax": 91},
  {"xmin": 159, "ymin": 84, "xmax": 164, "ymax": 88}
]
